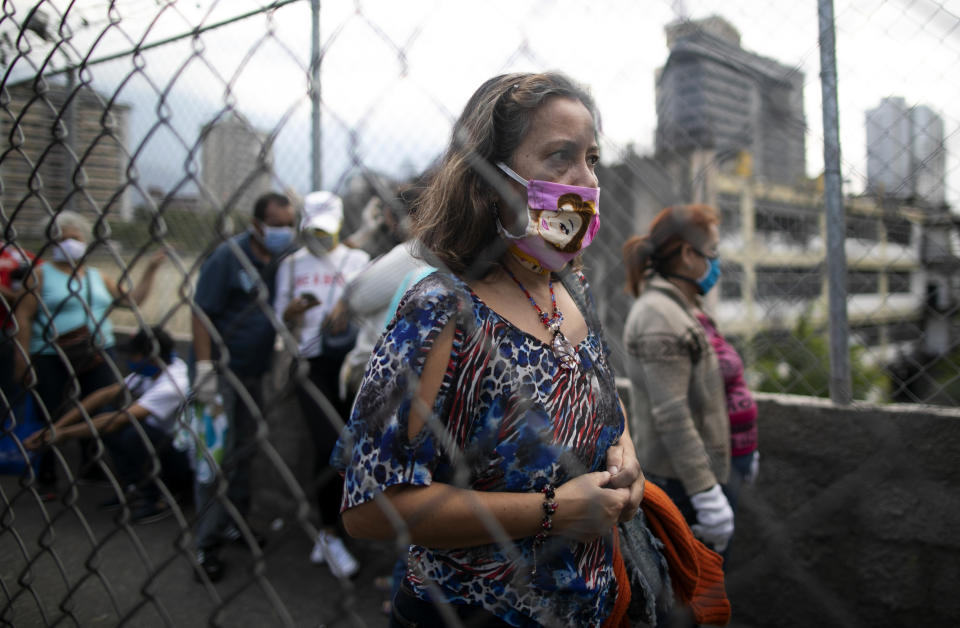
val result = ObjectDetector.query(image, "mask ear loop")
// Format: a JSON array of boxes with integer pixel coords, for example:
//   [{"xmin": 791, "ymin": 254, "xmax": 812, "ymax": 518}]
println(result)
[
  {"xmin": 656, "ymin": 243, "xmax": 711, "ymax": 292},
  {"xmin": 496, "ymin": 162, "xmax": 529, "ymax": 187},
  {"xmin": 496, "ymin": 218, "xmax": 525, "ymax": 241},
  {"xmin": 494, "ymin": 162, "xmax": 531, "ymax": 239}
]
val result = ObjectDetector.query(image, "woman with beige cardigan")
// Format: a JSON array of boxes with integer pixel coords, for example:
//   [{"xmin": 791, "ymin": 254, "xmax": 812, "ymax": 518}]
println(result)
[{"xmin": 621, "ymin": 204, "xmax": 760, "ymax": 563}]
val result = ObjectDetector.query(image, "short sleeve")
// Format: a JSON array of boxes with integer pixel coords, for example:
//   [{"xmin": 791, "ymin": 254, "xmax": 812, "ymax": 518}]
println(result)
[
  {"xmin": 342, "ymin": 248, "xmax": 370, "ymax": 284},
  {"xmin": 344, "ymin": 245, "xmax": 412, "ymax": 316},
  {"xmin": 331, "ymin": 273, "xmax": 465, "ymax": 510},
  {"xmin": 136, "ymin": 360, "xmax": 190, "ymax": 431}
]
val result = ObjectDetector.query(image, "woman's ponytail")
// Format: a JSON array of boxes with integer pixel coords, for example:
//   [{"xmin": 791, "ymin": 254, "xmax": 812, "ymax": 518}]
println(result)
[
  {"xmin": 622, "ymin": 235, "xmax": 655, "ymax": 298},
  {"xmin": 623, "ymin": 204, "xmax": 720, "ymax": 298}
]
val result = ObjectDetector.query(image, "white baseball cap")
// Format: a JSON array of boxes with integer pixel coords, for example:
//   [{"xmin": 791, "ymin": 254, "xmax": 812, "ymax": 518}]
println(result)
[{"xmin": 301, "ymin": 191, "xmax": 343, "ymax": 233}]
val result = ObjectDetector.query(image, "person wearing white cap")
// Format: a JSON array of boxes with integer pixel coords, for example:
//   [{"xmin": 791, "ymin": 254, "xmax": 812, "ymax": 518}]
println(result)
[{"xmin": 274, "ymin": 190, "xmax": 369, "ymax": 578}]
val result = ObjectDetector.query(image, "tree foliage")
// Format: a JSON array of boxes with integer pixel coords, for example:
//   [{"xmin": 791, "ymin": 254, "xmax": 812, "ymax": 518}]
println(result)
[
  {"xmin": 753, "ymin": 311, "xmax": 889, "ymax": 401},
  {"xmin": 108, "ymin": 206, "xmax": 239, "ymax": 254}
]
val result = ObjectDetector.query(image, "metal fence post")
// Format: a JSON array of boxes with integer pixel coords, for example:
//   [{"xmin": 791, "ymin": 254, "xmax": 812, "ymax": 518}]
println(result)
[
  {"xmin": 818, "ymin": 0, "xmax": 852, "ymax": 405},
  {"xmin": 310, "ymin": 0, "xmax": 322, "ymax": 191},
  {"xmin": 65, "ymin": 65, "xmax": 76, "ymax": 213}
]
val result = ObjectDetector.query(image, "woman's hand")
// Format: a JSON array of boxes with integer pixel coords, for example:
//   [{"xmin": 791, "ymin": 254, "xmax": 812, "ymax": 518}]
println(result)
[
  {"xmin": 553, "ymin": 471, "xmax": 631, "ymax": 543},
  {"xmin": 23, "ymin": 429, "xmax": 52, "ymax": 451},
  {"xmin": 283, "ymin": 295, "xmax": 319, "ymax": 322},
  {"xmin": 323, "ymin": 299, "xmax": 350, "ymax": 335},
  {"xmin": 605, "ymin": 443, "xmax": 646, "ymax": 522}
]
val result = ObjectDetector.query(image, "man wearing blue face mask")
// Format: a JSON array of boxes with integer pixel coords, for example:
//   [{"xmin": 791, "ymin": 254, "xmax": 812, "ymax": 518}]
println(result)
[
  {"xmin": 191, "ymin": 191, "xmax": 296, "ymax": 580},
  {"xmin": 23, "ymin": 326, "xmax": 192, "ymax": 525}
]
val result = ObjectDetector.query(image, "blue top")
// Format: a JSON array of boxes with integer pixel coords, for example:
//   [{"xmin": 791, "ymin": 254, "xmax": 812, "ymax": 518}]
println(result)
[
  {"xmin": 31, "ymin": 264, "xmax": 115, "ymax": 355},
  {"xmin": 193, "ymin": 232, "xmax": 280, "ymax": 377},
  {"xmin": 332, "ymin": 271, "xmax": 624, "ymax": 627}
]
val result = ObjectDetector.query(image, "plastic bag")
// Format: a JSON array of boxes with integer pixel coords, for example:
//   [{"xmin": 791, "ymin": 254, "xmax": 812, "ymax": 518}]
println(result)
[
  {"xmin": 0, "ymin": 396, "xmax": 41, "ymax": 476},
  {"xmin": 186, "ymin": 396, "xmax": 228, "ymax": 486}
]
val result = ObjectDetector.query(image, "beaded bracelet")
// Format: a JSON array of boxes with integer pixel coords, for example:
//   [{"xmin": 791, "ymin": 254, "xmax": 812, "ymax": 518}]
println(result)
[{"xmin": 531, "ymin": 484, "xmax": 558, "ymax": 576}]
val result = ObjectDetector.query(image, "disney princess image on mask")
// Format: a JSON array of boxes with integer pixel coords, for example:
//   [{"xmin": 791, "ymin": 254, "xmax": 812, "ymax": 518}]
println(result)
[{"xmin": 537, "ymin": 192, "xmax": 598, "ymax": 253}]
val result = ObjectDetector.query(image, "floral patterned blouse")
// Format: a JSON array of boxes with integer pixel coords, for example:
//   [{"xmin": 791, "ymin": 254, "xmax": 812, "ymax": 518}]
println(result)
[{"xmin": 332, "ymin": 270, "xmax": 624, "ymax": 627}]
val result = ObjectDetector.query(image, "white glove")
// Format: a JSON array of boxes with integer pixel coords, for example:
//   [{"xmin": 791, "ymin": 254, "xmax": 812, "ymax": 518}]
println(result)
[
  {"xmin": 690, "ymin": 484, "xmax": 734, "ymax": 553},
  {"xmin": 193, "ymin": 360, "xmax": 219, "ymax": 404},
  {"xmin": 745, "ymin": 451, "xmax": 760, "ymax": 486}
]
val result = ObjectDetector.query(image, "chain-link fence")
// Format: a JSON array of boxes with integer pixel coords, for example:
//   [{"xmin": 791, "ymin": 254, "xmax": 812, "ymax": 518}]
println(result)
[{"xmin": 1, "ymin": 0, "xmax": 959, "ymax": 626}]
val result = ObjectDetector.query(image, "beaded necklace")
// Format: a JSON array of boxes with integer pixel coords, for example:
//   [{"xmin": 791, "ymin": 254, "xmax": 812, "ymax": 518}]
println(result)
[{"xmin": 504, "ymin": 268, "xmax": 580, "ymax": 370}]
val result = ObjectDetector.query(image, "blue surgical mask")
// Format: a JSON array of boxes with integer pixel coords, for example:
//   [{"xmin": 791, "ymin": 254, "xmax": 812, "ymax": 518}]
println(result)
[
  {"xmin": 127, "ymin": 359, "xmax": 161, "ymax": 377},
  {"xmin": 261, "ymin": 225, "xmax": 294, "ymax": 254},
  {"xmin": 696, "ymin": 257, "xmax": 722, "ymax": 295}
]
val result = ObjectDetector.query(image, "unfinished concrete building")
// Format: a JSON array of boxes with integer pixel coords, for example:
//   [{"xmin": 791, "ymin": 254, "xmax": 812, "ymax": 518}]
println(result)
[{"xmin": 655, "ymin": 16, "xmax": 806, "ymax": 192}]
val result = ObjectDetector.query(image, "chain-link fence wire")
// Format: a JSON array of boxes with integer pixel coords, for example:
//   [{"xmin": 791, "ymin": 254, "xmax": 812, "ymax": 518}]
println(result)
[
  {"xmin": 1, "ymin": 0, "xmax": 959, "ymax": 626},
  {"xmin": 725, "ymin": 0, "xmax": 960, "ymax": 406}
]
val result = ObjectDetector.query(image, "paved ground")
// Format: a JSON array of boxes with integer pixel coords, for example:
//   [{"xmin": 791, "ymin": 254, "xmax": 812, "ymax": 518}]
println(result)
[
  {"xmin": 0, "ymin": 474, "xmax": 398, "ymax": 628},
  {"xmin": 2, "ymin": 467, "xmax": 759, "ymax": 628}
]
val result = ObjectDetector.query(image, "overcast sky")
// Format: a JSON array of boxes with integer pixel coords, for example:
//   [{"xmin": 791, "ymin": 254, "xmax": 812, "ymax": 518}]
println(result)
[{"xmin": 6, "ymin": 0, "xmax": 959, "ymax": 208}]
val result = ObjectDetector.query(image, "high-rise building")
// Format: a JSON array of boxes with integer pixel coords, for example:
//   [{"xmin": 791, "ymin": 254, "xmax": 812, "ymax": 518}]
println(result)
[
  {"xmin": 866, "ymin": 97, "xmax": 946, "ymax": 207},
  {"xmin": 655, "ymin": 16, "xmax": 806, "ymax": 186},
  {"xmin": 200, "ymin": 112, "xmax": 274, "ymax": 214}
]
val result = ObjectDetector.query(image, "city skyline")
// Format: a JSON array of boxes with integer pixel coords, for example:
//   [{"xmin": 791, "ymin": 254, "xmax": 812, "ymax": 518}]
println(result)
[{"xmin": 3, "ymin": 0, "xmax": 957, "ymax": 210}]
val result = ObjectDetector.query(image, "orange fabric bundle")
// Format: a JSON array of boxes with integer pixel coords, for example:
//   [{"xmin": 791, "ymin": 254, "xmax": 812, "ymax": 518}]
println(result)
[
  {"xmin": 601, "ymin": 527, "xmax": 632, "ymax": 628},
  {"xmin": 640, "ymin": 482, "xmax": 732, "ymax": 626}
]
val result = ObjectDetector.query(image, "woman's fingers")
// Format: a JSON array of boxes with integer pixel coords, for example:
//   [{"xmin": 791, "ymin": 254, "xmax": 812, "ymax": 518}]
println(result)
[
  {"xmin": 605, "ymin": 455, "xmax": 639, "ymax": 490},
  {"xmin": 605, "ymin": 445, "xmax": 623, "ymax": 477},
  {"xmin": 555, "ymin": 472, "xmax": 631, "ymax": 542},
  {"xmin": 619, "ymin": 473, "xmax": 645, "ymax": 522},
  {"xmin": 23, "ymin": 430, "xmax": 45, "ymax": 450}
]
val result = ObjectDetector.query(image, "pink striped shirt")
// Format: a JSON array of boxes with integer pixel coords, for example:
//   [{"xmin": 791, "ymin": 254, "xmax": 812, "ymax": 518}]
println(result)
[{"xmin": 696, "ymin": 313, "xmax": 758, "ymax": 457}]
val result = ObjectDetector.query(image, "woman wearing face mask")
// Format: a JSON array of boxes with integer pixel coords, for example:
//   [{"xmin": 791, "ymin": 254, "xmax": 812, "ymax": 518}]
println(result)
[
  {"xmin": 332, "ymin": 73, "xmax": 650, "ymax": 627},
  {"xmin": 621, "ymin": 204, "xmax": 759, "ymax": 566},
  {"xmin": 13, "ymin": 210, "xmax": 165, "ymax": 498},
  {"xmin": 273, "ymin": 190, "xmax": 370, "ymax": 578}
]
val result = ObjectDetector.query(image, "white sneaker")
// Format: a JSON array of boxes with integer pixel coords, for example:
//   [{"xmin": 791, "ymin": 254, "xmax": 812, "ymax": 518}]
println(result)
[{"xmin": 316, "ymin": 531, "xmax": 359, "ymax": 579}]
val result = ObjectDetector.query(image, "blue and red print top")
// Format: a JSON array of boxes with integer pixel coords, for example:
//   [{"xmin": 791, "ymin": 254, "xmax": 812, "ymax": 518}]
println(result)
[{"xmin": 333, "ymin": 270, "xmax": 624, "ymax": 627}]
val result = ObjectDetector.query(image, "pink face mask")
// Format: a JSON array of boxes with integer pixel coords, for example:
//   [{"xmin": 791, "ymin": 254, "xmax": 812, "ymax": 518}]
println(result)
[{"xmin": 496, "ymin": 162, "xmax": 601, "ymax": 272}]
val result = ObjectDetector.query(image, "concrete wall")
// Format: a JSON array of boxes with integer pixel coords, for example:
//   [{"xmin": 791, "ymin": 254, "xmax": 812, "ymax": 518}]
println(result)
[
  {"xmin": 726, "ymin": 393, "xmax": 960, "ymax": 627},
  {"xmin": 250, "ymin": 372, "xmax": 960, "ymax": 626}
]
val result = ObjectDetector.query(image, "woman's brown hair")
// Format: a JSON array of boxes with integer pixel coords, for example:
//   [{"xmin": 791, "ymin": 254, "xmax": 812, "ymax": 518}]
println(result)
[
  {"xmin": 413, "ymin": 72, "xmax": 599, "ymax": 277},
  {"xmin": 622, "ymin": 204, "xmax": 719, "ymax": 298}
]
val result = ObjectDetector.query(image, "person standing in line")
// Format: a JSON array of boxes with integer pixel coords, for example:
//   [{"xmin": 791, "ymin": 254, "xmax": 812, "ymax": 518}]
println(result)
[
  {"xmin": 1, "ymin": 244, "xmax": 37, "ymax": 424},
  {"xmin": 273, "ymin": 191, "xmax": 369, "ymax": 578},
  {"xmin": 13, "ymin": 211, "xmax": 164, "ymax": 498},
  {"xmin": 621, "ymin": 204, "xmax": 757, "ymax": 563},
  {"xmin": 191, "ymin": 192, "xmax": 296, "ymax": 581},
  {"xmin": 334, "ymin": 188, "xmax": 429, "ymax": 406},
  {"xmin": 333, "ymin": 72, "xmax": 648, "ymax": 626}
]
